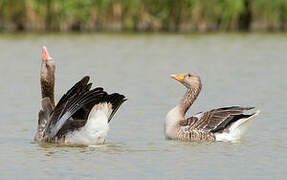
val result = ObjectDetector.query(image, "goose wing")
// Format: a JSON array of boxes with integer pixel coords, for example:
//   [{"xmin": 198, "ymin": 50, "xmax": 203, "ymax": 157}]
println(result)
[
  {"xmin": 42, "ymin": 76, "xmax": 126, "ymax": 141},
  {"xmin": 181, "ymin": 106, "xmax": 255, "ymax": 133},
  {"xmin": 43, "ymin": 76, "xmax": 106, "ymax": 140},
  {"xmin": 50, "ymin": 76, "xmax": 92, "ymax": 124},
  {"xmin": 55, "ymin": 92, "xmax": 126, "ymax": 138},
  {"xmin": 44, "ymin": 87, "xmax": 106, "ymax": 140}
]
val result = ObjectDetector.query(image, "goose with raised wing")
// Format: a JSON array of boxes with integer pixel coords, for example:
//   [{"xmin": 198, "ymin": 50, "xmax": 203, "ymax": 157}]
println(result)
[
  {"xmin": 165, "ymin": 73, "xmax": 259, "ymax": 142},
  {"xmin": 34, "ymin": 46, "xmax": 126, "ymax": 145}
]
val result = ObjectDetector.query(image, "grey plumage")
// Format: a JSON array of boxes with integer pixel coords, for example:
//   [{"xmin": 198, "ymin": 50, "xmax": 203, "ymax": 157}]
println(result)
[
  {"xmin": 177, "ymin": 106, "xmax": 255, "ymax": 141},
  {"xmin": 166, "ymin": 73, "xmax": 259, "ymax": 142}
]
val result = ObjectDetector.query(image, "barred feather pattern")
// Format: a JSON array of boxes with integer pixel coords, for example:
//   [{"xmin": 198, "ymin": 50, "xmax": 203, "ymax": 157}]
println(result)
[
  {"xmin": 177, "ymin": 117, "xmax": 216, "ymax": 141},
  {"xmin": 43, "ymin": 136, "xmax": 65, "ymax": 144},
  {"xmin": 34, "ymin": 111, "xmax": 48, "ymax": 142},
  {"xmin": 176, "ymin": 129, "xmax": 216, "ymax": 141}
]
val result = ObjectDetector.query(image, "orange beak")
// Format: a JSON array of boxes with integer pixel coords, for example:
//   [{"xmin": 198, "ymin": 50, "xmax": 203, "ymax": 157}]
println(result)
[
  {"xmin": 170, "ymin": 74, "xmax": 185, "ymax": 82},
  {"xmin": 42, "ymin": 46, "xmax": 52, "ymax": 61}
]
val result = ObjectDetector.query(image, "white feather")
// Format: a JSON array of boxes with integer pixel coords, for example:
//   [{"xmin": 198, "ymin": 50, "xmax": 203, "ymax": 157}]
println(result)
[
  {"xmin": 65, "ymin": 103, "xmax": 113, "ymax": 145},
  {"xmin": 194, "ymin": 112, "xmax": 204, "ymax": 119},
  {"xmin": 215, "ymin": 110, "xmax": 260, "ymax": 142}
]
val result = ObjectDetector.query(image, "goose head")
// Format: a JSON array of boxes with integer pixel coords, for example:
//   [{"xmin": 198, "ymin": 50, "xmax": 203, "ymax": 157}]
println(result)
[
  {"xmin": 41, "ymin": 46, "xmax": 55, "ymax": 82},
  {"xmin": 170, "ymin": 73, "xmax": 201, "ymax": 90}
]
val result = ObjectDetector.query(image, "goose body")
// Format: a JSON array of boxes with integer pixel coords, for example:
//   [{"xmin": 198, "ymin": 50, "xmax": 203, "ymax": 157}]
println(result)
[
  {"xmin": 165, "ymin": 73, "xmax": 259, "ymax": 142},
  {"xmin": 35, "ymin": 47, "xmax": 126, "ymax": 145}
]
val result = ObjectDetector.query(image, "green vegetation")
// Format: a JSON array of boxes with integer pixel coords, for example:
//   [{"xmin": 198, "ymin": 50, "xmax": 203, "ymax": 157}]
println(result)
[{"xmin": 1, "ymin": 0, "xmax": 287, "ymax": 32}]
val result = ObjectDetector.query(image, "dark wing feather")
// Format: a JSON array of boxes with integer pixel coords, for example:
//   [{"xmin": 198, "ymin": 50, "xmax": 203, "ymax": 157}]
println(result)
[
  {"xmin": 50, "ymin": 76, "xmax": 91, "ymax": 123},
  {"xmin": 105, "ymin": 93, "xmax": 127, "ymax": 122},
  {"xmin": 56, "ymin": 93, "xmax": 126, "ymax": 138},
  {"xmin": 44, "ymin": 87, "xmax": 106, "ymax": 138},
  {"xmin": 182, "ymin": 106, "xmax": 255, "ymax": 133},
  {"xmin": 204, "ymin": 106, "xmax": 254, "ymax": 132},
  {"xmin": 57, "ymin": 76, "xmax": 90, "ymax": 106},
  {"xmin": 56, "ymin": 118, "xmax": 87, "ymax": 138}
]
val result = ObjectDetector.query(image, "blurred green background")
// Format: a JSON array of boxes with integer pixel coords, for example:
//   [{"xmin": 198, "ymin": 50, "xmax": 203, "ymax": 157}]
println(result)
[{"xmin": 1, "ymin": 0, "xmax": 287, "ymax": 32}]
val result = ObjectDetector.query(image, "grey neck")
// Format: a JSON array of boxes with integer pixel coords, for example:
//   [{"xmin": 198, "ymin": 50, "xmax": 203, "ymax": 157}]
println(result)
[
  {"xmin": 178, "ymin": 85, "xmax": 201, "ymax": 116},
  {"xmin": 40, "ymin": 69, "xmax": 55, "ymax": 108}
]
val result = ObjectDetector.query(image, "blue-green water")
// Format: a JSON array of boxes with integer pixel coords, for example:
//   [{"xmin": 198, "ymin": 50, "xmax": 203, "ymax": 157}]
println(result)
[{"xmin": 0, "ymin": 33, "xmax": 286, "ymax": 179}]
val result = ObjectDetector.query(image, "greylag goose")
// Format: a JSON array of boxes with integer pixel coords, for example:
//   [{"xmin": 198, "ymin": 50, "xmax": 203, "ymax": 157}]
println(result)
[
  {"xmin": 34, "ymin": 46, "xmax": 126, "ymax": 145},
  {"xmin": 165, "ymin": 73, "xmax": 260, "ymax": 142}
]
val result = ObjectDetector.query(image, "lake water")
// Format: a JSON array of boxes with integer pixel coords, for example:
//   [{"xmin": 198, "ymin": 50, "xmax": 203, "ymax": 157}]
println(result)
[{"xmin": 0, "ymin": 33, "xmax": 286, "ymax": 179}]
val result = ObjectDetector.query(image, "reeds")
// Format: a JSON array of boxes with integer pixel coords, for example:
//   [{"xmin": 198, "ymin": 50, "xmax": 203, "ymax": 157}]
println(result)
[{"xmin": 0, "ymin": 0, "xmax": 287, "ymax": 32}]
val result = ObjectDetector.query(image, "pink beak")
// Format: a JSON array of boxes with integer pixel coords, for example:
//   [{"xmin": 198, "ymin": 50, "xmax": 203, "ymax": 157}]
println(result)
[{"xmin": 42, "ymin": 46, "xmax": 52, "ymax": 60}]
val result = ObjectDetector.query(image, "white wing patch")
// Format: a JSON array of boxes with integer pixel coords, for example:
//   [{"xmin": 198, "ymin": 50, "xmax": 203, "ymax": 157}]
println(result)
[{"xmin": 65, "ymin": 103, "xmax": 113, "ymax": 145}]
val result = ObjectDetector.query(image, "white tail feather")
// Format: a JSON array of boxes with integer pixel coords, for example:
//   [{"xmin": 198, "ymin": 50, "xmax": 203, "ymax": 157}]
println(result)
[
  {"xmin": 65, "ymin": 102, "xmax": 113, "ymax": 145},
  {"xmin": 215, "ymin": 110, "xmax": 260, "ymax": 142}
]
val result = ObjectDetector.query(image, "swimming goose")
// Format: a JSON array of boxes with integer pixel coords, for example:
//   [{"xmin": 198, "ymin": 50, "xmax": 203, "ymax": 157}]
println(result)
[
  {"xmin": 165, "ymin": 73, "xmax": 260, "ymax": 142},
  {"xmin": 34, "ymin": 46, "xmax": 126, "ymax": 145}
]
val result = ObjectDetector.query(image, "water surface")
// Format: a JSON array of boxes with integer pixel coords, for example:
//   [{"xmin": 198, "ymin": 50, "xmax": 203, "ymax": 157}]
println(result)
[{"xmin": 0, "ymin": 33, "xmax": 286, "ymax": 179}]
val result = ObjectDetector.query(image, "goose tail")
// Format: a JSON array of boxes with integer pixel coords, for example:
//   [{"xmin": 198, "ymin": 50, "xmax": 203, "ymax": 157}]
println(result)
[
  {"xmin": 67, "ymin": 93, "xmax": 126, "ymax": 144},
  {"xmin": 88, "ymin": 93, "xmax": 127, "ymax": 124},
  {"xmin": 215, "ymin": 110, "xmax": 260, "ymax": 142}
]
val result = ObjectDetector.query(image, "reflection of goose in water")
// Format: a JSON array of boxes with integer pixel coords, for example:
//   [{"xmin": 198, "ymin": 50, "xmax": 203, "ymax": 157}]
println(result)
[
  {"xmin": 35, "ymin": 46, "xmax": 126, "ymax": 145},
  {"xmin": 165, "ymin": 73, "xmax": 260, "ymax": 142}
]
